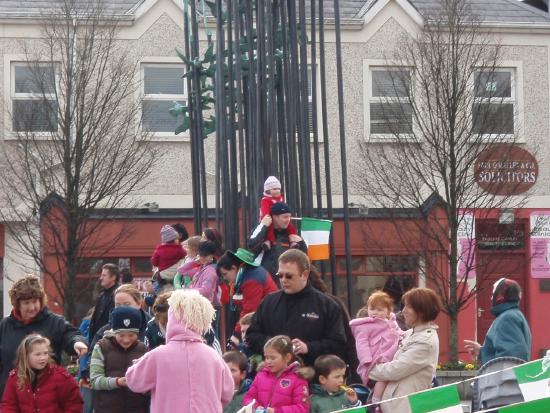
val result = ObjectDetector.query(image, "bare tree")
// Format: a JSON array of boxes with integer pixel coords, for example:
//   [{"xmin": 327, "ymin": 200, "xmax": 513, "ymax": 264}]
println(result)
[
  {"xmin": 356, "ymin": 0, "xmax": 534, "ymax": 361},
  {"xmin": 0, "ymin": 0, "xmax": 155, "ymax": 320}
]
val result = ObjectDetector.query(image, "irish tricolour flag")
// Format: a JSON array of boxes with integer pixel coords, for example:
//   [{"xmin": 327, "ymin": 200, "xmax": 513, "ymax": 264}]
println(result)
[
  {"xmin": 513, "ymin": 358, "xmax": 550, "ymax": 401},
  {"xmin": 407, "ymin": 385, "xmax": 463, "ymax": 413},
  {"xmin": 300, "ymin": 217, "xmax": 332, "ymax": 260},
  {"xmin": 484, "ymin": 397, "xmax": 550, "ymax": 412}
]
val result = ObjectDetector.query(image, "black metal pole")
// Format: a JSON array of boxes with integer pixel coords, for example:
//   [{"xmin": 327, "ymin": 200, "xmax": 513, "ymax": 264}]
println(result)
[{"xmin": 333, "ymin": 0, "xmax": 354, "ymax": 313}]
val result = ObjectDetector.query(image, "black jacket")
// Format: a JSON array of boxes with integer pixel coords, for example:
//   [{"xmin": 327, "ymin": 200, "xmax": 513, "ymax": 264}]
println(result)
[
  {"xmin": 246, "ymin": 283, "xmax": 346, "ymax": 366},
  {"xmin": 88, "ymin": 284, "xmax": 117, "ymax": 342},
  {"xmin": 0, "ymin": 307, "xmax": 87, "ymax": 397},
  {"xmin": 247, "ymin": 223, "xmax": 308, "ymax": 284}
]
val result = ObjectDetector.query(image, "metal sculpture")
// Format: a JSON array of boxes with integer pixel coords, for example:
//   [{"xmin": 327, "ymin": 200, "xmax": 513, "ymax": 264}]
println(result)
[{"xmin": 174, "ymin": 0, "xmax": 353, "ymax": 301}]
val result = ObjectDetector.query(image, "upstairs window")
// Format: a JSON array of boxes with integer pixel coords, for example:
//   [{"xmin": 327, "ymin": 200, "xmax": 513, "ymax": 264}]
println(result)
[
  {"xmin": 472, "ymin": 70, "xmax": 515, "ymax": 137},
  {"xmin": 141, "ymin": 64, "xmax": 187, "ymax": 134},
  {"xmin": 12, "ymin": 63, "xmax": 58, "ymax": 132},
  {"xmin": 369, "ymin": 68, "xmax": 413, "ymax": 136}
]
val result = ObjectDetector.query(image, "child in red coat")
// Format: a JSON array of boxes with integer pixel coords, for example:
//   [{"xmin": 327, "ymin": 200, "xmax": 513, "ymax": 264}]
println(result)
[
  {"xmin": 243, "ymin": 335, "xmax": 309, "ymax": 413},
  {"xmin": 260, "ymin": 176, "xmax": 298, "ymax": 250},
  {"xmin": 151, "ymin": 225, "xmax": 186, "ymax": 292},
  {"xmin": 0, "ymin": 334, "xmax": 83, "ymax": 413}
]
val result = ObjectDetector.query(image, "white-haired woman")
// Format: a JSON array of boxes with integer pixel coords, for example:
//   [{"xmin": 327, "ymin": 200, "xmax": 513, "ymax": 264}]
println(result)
[{"xmin": 126, "ymin": 289, "xmax": 233, "ymax": 413}]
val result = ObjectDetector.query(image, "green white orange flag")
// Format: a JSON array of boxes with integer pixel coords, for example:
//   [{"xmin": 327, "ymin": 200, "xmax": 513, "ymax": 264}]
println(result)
[
  {"xmin": 300, "ymin": 217, "xmax": 332, "ymax": 260},
  {"xmin": 513, "ymin": 358, "xmax": 550, "ymax": 401},
  {"xmin": 480, "ymin": 396, "xmax": 550, "ymax": 413},
  {"xmin": 407, "ymin": 384, "xmax": 463, "ymax": 413}
]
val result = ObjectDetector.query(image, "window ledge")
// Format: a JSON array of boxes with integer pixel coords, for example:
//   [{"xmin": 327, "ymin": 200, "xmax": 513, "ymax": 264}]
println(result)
[
  {"xmin": 366, "ymin": 133, "xmax": 417, "ymax": 143},
  {"xmin": 147, "ymin": 133, "xmax": 190, "ymax": 142}
]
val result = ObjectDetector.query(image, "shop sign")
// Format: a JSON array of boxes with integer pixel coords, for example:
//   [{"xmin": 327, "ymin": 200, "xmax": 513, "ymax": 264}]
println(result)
[
  {"xmin": 530, "ymin": 212, "xmax": 550, "ymax": 279},
  {"xmin": 476, "ymin": 221, "xmax": 525, "ymax": 250},
  {"xmin": 474, "ymin": 145, "xmax": 538, "ymax": 195}
]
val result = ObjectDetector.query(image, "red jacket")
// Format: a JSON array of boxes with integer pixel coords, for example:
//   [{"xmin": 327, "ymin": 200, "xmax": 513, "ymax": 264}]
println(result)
[
  {"xmin": 0, "ymin": 365, "xmax": 83, "ymax": 413},
  {"xmin": 234, "ymin": 266, "xmax": 278, "ymax": 315},
  {"xmin": 260, "ymin": 194, "xmax": 285, "ymax": 219},
  {"xmin": 243, "ymin": 362, "xmax": 309, "ymax": 413},
  {"xmin": 151, "ymin": 243, "xmax": 186, "ymax": 271}
]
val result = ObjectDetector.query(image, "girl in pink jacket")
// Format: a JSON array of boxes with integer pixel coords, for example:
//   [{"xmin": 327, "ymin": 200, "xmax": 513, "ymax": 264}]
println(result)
[
  {"xmin": 125, "ymin": 289, "xmax": 234, "ymax": 413},
  {"xmin": 243, "ymin": 335, "xmax": 309, "ymax": 413},
  {"xmin": 349, "ymin": 291, "xmax": 403, "ymax": 408}
]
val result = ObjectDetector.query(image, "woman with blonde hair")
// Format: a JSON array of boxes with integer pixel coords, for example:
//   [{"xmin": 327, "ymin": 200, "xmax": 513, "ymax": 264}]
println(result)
[
  {"xmin": 88, "ymin": 284, "xmax": 151, "ymax": 349},
  {"xmin": 126, "ymin": 289, "xmax": 234, "ymax": 412},
  {"xmin": 0, "ymin": 334, "xmax": 83, "ymax": 412},
  {"xmin": 0, "ymin": 275, "xmax": 87, "ymax": 397}
]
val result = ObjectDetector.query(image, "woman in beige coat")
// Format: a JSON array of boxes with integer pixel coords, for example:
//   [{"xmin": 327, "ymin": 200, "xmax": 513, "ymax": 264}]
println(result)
[{"xmin": 369, "ymin": 287, "xmax": 442, "ymax": 413}]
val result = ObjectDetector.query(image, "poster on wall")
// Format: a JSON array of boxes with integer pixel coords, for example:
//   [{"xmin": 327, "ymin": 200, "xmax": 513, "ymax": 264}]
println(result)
[
  {"xmin": 530, "ymin": 211, "xmax": 550, "ymax": 278},
  {"xmin": 457, "ymin": 212, "xmax": 476, "ymax": 279}
]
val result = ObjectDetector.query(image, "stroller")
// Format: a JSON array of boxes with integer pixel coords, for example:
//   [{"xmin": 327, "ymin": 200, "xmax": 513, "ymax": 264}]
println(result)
[{"xmin": 471, "ymin": 356, "xmax": 526, "ymax": 412}]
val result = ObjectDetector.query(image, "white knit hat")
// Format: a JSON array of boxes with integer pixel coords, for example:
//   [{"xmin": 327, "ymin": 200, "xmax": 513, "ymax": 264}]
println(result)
[
  {"xmin": 168, "ymin": 289, "xmax": 215, "ymax": 335},
  {"xmin": 264, "ymin": 176, "xmax": 281, "ymax": 194},
  {"xmin": 160, "ymin": 225, "xmax": 179, "ymax": 243}
]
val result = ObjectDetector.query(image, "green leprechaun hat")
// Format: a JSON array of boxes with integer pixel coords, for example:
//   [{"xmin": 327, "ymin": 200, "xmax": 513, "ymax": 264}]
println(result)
[{"xmin": 228, "ymin": 248, "xmax": 259, "ymax": 267}]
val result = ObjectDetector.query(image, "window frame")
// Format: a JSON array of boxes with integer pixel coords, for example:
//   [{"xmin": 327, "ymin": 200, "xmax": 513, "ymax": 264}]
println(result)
[
  {"xmin": 7, "ymin": 59, "xmax": 59, "ymax": 137},
  {"xmin": 140, "ymin": 59, "xmax": 189, "ymax": 141},
  {"xmin": 471, "ymin": 67, "xmax": 517, "ymax": 141},
  {"xmin": 364, "ymin": 61, "xmax": 414, "ymax": 142}
]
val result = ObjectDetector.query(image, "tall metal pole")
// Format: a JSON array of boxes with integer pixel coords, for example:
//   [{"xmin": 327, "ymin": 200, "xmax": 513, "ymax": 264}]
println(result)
[{"xmin": 333, "ymin": 0, "xmax": 354, "ymax": 313}]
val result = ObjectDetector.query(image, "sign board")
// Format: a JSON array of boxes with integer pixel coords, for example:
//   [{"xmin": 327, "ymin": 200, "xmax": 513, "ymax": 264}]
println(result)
[
  {"xmin": 474, "ymin": 145, "xmax": 538, "ymax": 195},
  {"xmin": 531, "ymin": 212, "xmax": 550, "ymax": 279}
]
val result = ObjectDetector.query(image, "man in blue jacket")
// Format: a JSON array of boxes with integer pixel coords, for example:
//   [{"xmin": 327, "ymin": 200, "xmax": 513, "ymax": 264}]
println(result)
[{"xmin": 464, "ymin": 278, "xmax": 532, "ymax": 364}]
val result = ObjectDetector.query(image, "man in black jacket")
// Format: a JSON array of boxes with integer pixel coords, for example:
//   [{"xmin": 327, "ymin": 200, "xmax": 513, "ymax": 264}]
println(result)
[
  {"xmin": 246, "ymin": 249, "xmax": 346, "ymax": 366},
  {"xmin": 247, "ymin": 202, "xmax": 307, "ymax": 286},
  {"xmin": 88, "ymin": 263, "xmax": 119, "ymax": 342}
]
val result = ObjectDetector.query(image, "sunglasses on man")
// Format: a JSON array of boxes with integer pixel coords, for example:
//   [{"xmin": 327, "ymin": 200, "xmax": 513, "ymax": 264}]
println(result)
[{"xmin": 276, "ymin": 272, "xmax": 298, "ymax": 280}]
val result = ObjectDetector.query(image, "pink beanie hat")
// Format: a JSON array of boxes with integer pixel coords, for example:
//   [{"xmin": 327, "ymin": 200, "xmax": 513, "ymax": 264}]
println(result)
[
  {"xmin": 264, "ymin": 176, "xmax": 281, "ymax": 194},
  {"xmin": 160, "ymin": 225, "xmax": 179, "ymax": 243}
]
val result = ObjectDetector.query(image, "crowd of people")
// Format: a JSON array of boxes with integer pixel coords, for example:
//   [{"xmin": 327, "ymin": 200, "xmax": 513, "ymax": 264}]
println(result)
[{"xmin": 0, "ymin": 175, "xmax": 534, "ymax": 413}]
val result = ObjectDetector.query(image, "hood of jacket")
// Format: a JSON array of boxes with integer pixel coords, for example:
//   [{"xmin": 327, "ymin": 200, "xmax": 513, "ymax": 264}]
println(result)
[
  {"xmin": 349, "ymin": 312, "xmax": 397, "ymax": 327},
  {"xmin": 9, "ymin": 306, "xmax": 50, "ymax": 326},
  {"xmin": 165, "ymin": 309, "xmax": 204, "ymax": 343},
  {"xmin": 491, "ymin": 300, "xmax": 519, "ymax": 317}
]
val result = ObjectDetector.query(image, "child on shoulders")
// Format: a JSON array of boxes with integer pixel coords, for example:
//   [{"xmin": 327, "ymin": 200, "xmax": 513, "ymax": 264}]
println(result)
[
  {"xmin": 243, "ymin": 335, "xmax": 310, "ymax": 413},
  {"xmin": 151, "ymin": 225, "xmax": 186, "ymax": 293},
  {"xmin": 260, "ymin": 176, "xmax": 299, "ymax": 250},
  {"xmin": 349, "ymin": 291, "xmax": 404, "ymax": 411},
  {"xmin": 310, "ymin": 354, "xmax": 360, "ymax": 413}
]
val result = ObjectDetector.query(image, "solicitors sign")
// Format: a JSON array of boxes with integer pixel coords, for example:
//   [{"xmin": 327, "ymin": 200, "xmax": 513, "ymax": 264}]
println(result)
[{"xmin": 474, "ymin": 144, "xmax": 538, "ymax": 195}]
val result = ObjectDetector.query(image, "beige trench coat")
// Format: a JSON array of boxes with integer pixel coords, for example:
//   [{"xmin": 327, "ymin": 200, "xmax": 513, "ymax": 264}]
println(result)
[{"xmin": 369, "ymin": 323, "xmax": 439, "ymax": 413}]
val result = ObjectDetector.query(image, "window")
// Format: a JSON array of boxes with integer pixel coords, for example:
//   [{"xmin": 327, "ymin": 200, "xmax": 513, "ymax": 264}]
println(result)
[
  {"xmin": 12, "ymin": 63, "xmax": 58, "ymax": 132},
  {"xmin": 472, "ymin": 70, "xmax": 515, "ymax": 136},
  {"xmin": 369, "ymin": 68, "xmax": 413, "ymax": 136},
  {"xmin": 141, "ymin": 64, "xmax": 187, "ymax": 134}
]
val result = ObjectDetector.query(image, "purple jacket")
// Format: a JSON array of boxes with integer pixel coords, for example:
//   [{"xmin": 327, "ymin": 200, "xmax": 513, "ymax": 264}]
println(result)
[
  {"xmin": 126, "ymin": 311, "xmax": 234, "ymax": 413},
  {"xmin": 350, "ymin": 314, "xmax": 403, "ymax": 385},
  {"xmin": 243, "ymin": 362, "xmax": 309, "ymax": 413},
  {"xmin": 190, "ymin": 263, "xmax": 220, "ymax": 307}
]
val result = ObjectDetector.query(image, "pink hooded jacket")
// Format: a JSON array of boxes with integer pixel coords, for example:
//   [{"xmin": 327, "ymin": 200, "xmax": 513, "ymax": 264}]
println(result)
[
  {"xmin": 349, "ymin": 313, "xmax": 404, "ymax": 385},
  {"xmin": 243, "ymin": 361, "xmax": 309, "ymax": 413},
  {"xmin": 125, "ymin": 311, "xmax": 233, "ymax": 413}
]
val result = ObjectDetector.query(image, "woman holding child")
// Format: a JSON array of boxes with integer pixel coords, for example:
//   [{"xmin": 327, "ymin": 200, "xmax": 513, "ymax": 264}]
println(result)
[{"xmin": 368, "ymin": 287, "xmax": 442, "ymax": 413}]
